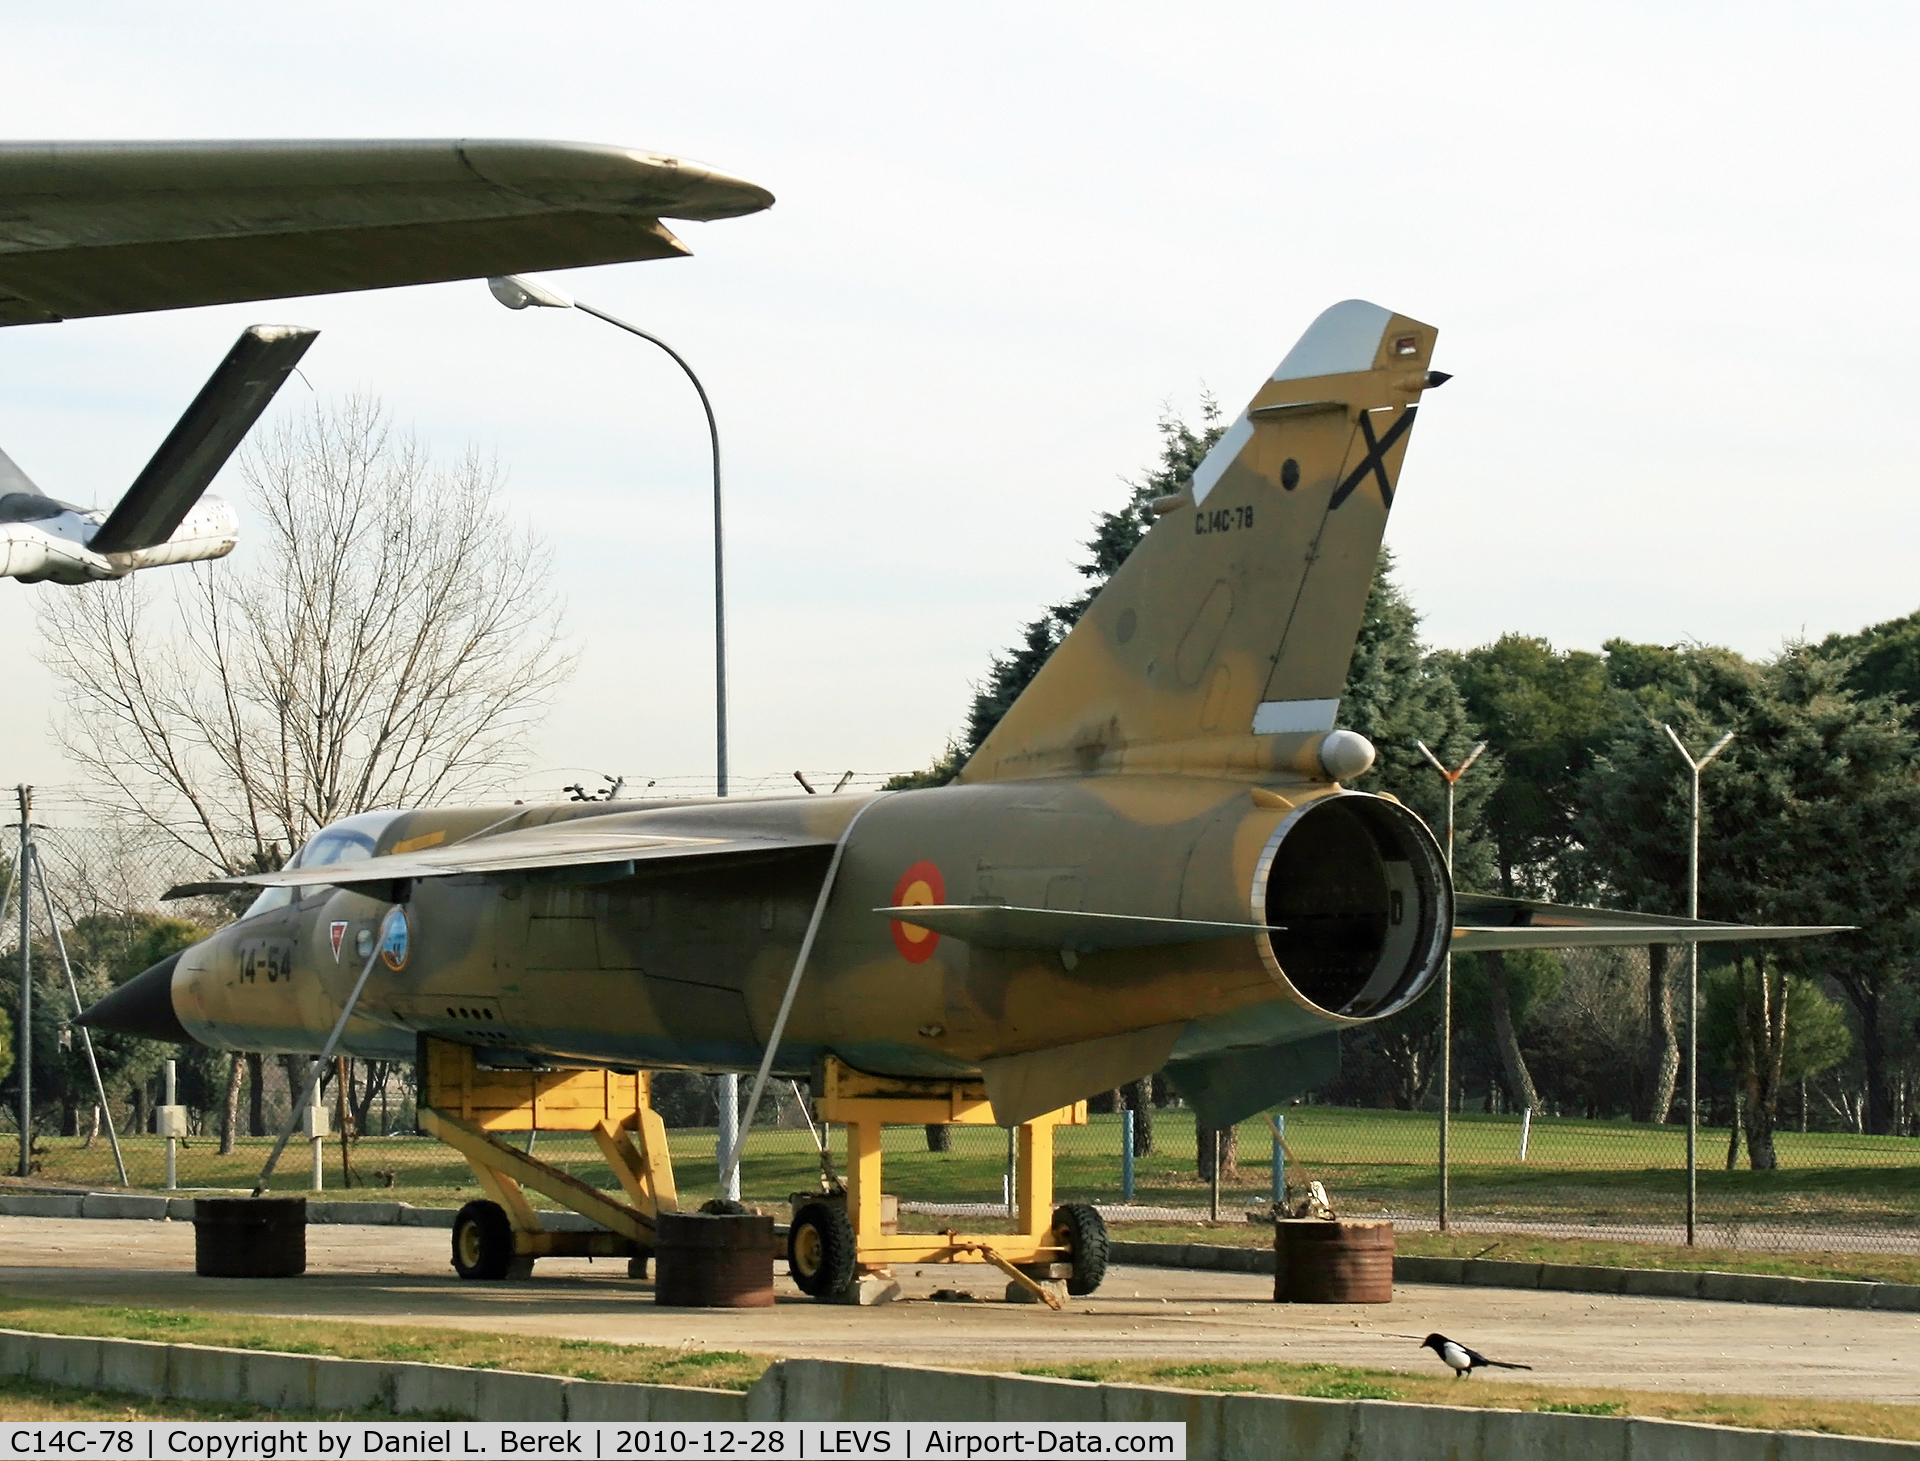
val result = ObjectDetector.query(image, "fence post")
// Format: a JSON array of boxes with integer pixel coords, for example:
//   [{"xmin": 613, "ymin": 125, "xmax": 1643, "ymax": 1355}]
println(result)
[
  {"xmin": 163, "ymin": 1061, "xmax": 177, "ymax": 1190},
  {"xmin": 1121, "ymin": 1109, "xmax": 1135, "ymax": 1201},
  {"xmin": 1270, "ymin": 1113, "xmax": 1284, "ymax": 1210},
  {"xmin": 1209, "ymin": 1129, "xmax": 1221, "ymax": 1222}
]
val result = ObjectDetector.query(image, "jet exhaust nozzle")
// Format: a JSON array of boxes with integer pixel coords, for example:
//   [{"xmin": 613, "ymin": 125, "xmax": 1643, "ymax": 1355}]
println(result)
[{"xmin": 78, "ymin": 951, "xmax": 191, "ymax": 1044}]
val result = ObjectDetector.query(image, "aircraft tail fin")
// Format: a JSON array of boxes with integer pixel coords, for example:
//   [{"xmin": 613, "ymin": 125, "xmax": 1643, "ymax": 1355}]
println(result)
[
  {"xmin": 962, "ymin": 300, "xmax": 1442, "ymax": 784},
  {"xmin": 89, "ymin": 324, "xmax": 316, "ymax": 555}
]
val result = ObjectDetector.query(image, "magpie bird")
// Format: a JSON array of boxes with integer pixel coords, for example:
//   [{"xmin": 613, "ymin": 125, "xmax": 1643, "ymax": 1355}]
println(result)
[{"xmin": 1421, "ymin": 1333, "xmax": 1533, "ymax": 1379}]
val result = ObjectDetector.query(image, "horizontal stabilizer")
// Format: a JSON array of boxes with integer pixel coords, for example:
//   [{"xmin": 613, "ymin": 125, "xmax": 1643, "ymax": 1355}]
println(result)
[
  {"xmin": 90, "ymin": 324, "xmax": 317, "ymax": 554},
  {"xmin": 874, "ymin": 904, "xmax": 1279, "ymax": 951},
  {"xmin": 1452, "ymin": 893, "xmax": 1848, "ymax": 951}
]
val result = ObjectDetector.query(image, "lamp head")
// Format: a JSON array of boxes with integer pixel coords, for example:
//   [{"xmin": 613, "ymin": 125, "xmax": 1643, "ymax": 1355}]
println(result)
[{"xmin": 487, "ymin": 274, "xmax": 574, "ymax": 310}]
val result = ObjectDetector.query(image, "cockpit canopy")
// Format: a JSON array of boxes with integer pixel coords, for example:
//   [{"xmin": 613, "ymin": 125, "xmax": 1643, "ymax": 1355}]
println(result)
[
  {"xmin": 0, "ymin": 492, "xmax": 83, "ymax": 523},
  {"xmin": 240, "ymin": 810, "xmax": 405, "ymax": 919}
]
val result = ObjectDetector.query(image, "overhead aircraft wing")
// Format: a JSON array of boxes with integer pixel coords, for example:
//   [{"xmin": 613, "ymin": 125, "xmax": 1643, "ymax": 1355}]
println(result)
[
  {"xmin": 0, "ymin": 139, "xmax": 774, "ymax": 325},
  {"xmin": 164, "ymin": 817, "xmax": 831, "ymax": 899},
  {"xmin": 1452, "ymin": 892, "xmax": 1849, "ymax": 952},
  {"xmin": 90, "ymin": 324, "xmax": 315, "ymax": 554}
]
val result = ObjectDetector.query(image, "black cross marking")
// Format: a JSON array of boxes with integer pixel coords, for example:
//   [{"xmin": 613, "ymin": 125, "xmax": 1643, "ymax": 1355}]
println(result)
[{"xmin": 1328, "ymin": 405, "xmax": 1418, "ymax": 511}]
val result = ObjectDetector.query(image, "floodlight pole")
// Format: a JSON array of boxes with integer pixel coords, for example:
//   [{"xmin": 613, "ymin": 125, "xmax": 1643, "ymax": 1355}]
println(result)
[
  {"xmin": 14, "ymin": 786, "xmax": 30, "ymax": 1180},
  {"xmin": 1417, "ymin": 741, "xmax": 1486, "ymax": 1233},
  {"xmin": 488, "ymin": 275, "xmax": 738, "ymax": 1198},
  {"xmin": 1663, "ymin": 724, "xmax": 1734, "ymax": 1247}
]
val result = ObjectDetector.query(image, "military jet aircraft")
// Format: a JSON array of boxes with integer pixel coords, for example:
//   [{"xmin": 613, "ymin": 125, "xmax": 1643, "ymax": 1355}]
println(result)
[
  {"xmin": 1, "ymin": 138, "xmax": 773, "ymax": 583},
  {"xmin": 84, "ymin": 298, "xmax": 1840, "ymax": 1142}
]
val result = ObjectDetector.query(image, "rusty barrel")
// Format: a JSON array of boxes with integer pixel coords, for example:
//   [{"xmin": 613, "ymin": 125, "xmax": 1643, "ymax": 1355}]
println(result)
[
  {"xmin": 653, "ymin": 1211, "xmax": 776, "ymax": 1307},
  {"xmin": 194, "ymin": 1197, "xmax": 306, "ymax": 1278},
  {"xmin": 1274, "ymin": 1219, "xmax": 1393, "ymax": 1303}
]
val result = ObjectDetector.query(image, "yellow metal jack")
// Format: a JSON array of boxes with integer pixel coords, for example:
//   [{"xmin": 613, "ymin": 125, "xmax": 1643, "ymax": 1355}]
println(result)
[
  {"xmin": 417, "ymin": 1037, "xmax": 678, "ymax": 1280},
  {"xmin": 785, "ymin": 1056, "xmax": 1109, "ymax": 1302}
]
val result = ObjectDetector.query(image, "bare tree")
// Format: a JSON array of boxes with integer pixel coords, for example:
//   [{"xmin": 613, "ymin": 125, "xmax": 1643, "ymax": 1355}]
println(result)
[{"xmin": 37, "ymin": 395, "xmax": 574, "ymax": 874}]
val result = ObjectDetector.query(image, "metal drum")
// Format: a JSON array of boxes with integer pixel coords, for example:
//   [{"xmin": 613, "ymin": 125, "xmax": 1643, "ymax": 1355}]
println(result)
[
  {"xmin": 653, "ymin": 1212, "xmax": 776, "ymax": 1307},
  {"xmin": 1274, "ymin": 1219, "xmax": 1393, "ymax": 1303},
  {"xmin": 194, "ymin": 1197, "xmax": 307, "ymax": 1278}
]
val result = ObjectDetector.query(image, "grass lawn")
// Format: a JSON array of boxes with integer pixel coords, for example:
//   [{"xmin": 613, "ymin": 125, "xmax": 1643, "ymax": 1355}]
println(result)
[
  {"xmin": 0, "ymin": 1296, "xmax": 766, "ymax": 1392},
  {"xmin": 0, "ymin": 1297, "xmax": 1912, "ymax": 1441},
  {"xmin": 1003, "ymin": 1358, "xmax": 1920, "ymax": 1443},
  {"xmin": 23, "ymin": 1105, "xmax": 1920, "ymax": 1240},
  {"xmin": 1080, "ymin": 1221, "xmax": 1920, "ymax": 1286}
]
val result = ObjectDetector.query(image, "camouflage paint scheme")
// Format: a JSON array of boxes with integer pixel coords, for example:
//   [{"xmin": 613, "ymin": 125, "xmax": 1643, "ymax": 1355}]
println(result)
[{"xmin": 90, "ymin": 302, "xmax": 1835, "ymax": 1127}]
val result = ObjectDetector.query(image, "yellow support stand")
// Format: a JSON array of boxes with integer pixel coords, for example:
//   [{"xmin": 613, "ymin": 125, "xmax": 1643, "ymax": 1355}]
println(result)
[
  {"xmin": 812, "ymin": 1055, "xmax": 1086, "ymax": 1272},
  {"xmin": 417, "ymin": 1037, "xmax": 679, "ymax": 1276}
]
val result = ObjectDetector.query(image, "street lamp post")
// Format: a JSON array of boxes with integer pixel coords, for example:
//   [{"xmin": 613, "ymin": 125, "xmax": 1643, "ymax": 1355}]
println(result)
[
  {"xmin": 1416, "ymin": 740, "xmax": 1486, "ymax": 1233},
  {"xmin": 489, "ymin": 274, "xmax": 738, "ymax": 1199},
  {"xmin": 487, "ymin": 274, "xmax": 729, "ymax": 799},
  {"xmin": 1662, "ymin": 724, "xmax": 1734, "ymax": 1247}
]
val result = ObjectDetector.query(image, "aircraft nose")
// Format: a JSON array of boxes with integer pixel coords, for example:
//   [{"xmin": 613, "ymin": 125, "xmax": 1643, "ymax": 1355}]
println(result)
[{"xmin": 78, "ymin": 950, "xmax": 191, "ymax": 1043}]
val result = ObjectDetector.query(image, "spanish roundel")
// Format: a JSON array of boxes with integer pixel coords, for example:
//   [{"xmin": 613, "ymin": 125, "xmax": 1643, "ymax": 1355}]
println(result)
[{"xmin": 890, "ymin": 861, "xmax": 945, "ymax": 963}]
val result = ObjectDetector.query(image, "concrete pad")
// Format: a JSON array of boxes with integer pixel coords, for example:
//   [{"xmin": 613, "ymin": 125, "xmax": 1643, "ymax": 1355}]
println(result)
[
  {"xmin": 819, "ymin": 1275, "xmax": 902, "ymax": 1306},
  {"xmin": 0, "ymin": 1216, "xmax": 1916, "ymax": 1406}
]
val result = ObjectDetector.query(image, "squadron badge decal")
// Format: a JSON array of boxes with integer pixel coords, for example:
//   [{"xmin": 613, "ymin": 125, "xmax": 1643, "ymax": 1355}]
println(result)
[
  {"xmin": 890, "ymin": 861, "xmax": 945, "ymax": 963},
  {"xmin": 329, "ymin": 922, "xmax": 347, "ymax": 962},
  {"xmin": 378, "ymin": 907, "xmax": 411, "ymax": 971}
]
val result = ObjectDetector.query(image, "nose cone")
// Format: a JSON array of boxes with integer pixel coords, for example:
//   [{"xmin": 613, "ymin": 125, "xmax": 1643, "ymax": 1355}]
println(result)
[{"xmin": 78, "ymin": 951, "xmax": 191, "ymax": 1043}]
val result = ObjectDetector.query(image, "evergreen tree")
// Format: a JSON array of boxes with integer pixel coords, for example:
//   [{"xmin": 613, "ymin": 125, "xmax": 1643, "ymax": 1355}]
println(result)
[
  {"xmin": 890, "ymin": 404, "xmax": 1224, "ymax": 787},
  {"xmin": 1324, "ymin": 551, "xmax": 1502, "ymax": 1111}
]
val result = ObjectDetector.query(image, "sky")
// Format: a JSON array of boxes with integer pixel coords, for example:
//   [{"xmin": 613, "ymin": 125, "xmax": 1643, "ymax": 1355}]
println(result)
[{"xmin": 3, "ymin": 1, "xmax": 1917, "ymax": 808}]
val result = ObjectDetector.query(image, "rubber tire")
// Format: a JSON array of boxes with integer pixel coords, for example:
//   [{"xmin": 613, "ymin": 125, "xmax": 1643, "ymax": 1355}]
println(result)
[
  {"xmin": 451, "ymin": 1199, "xmax": 516, "ymax": 1281},
  {"xmin": 1054, "ymin": 1202, "xmax": 1109, "ymax": 1296},
  {"xmin": 787, "ymin": 1201, "xmax": 857, "ymax": 1299}
]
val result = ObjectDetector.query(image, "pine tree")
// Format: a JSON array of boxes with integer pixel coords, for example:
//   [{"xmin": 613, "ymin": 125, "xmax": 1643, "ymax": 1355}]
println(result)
[{"xmin": 890, "ymin": 404, "xmax": 1224, "ymax": 787}]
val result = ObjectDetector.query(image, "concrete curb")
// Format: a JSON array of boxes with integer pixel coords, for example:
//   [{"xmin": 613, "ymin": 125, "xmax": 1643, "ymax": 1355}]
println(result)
[
  {"xmin": 1106, "ymin": 1240, "xmax": 1920, "ymax": 1313},
  {"xmin": 0, "ymin": 1330, "xmax": 1907, "ymax": 1457}
]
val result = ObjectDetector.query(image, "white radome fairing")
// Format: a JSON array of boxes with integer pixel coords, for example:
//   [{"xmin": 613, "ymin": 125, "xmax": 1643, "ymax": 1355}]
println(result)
[{"xmin": 0, "ymin": 493, "xmax": 238, "ymax": 584}]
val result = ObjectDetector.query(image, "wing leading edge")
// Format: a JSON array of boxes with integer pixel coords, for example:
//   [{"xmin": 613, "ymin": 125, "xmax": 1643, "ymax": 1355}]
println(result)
[
  {"xmin": 1451, "ymin": 893, "xmax": 1849, "ymax": 952},
  {"xmin": 165, "ymin": 813, "xmax": 832, "ymax": 899},
  {"xmin": 0, "ymin": 139, "xmax": 774, "ymax": 325}
]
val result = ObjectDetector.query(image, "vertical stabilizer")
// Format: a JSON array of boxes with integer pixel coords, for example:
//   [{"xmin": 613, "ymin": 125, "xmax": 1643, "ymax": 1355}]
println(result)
[
  {"xmin": 963, "ymin": 300, "xmax": 1439, "ymax": 784},
  {"xmin": 0, "ymin": 445, "xmax": 39, "ymax": 496}
]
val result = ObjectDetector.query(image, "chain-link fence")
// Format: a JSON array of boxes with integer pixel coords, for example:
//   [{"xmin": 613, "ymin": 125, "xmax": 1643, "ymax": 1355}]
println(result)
[{"xmin": 5, "ymin": 793, "xmax": 1917, "ymax": 1256}]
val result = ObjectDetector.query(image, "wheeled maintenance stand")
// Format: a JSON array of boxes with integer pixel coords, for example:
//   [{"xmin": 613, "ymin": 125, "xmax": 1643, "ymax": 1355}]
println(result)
[
  {"xmin": 417, "ymin": 1037, "xmax": 676, "ymax": 1280},
  {"xmin": 784, "ymin": 1056, "xmax": 1109, "ymax": 1305},
  {"xmin": 416, "ymin": 1040, "xmax": 1107, "ymax": 1304}
]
